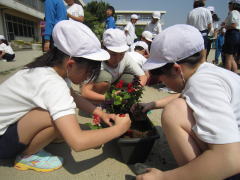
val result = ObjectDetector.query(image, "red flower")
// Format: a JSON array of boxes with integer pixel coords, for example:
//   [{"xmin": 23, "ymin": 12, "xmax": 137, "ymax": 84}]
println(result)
[
  {"xmin": 127, "ymin": 88, "xmax": 135, "ymax": 93},
  {"xmin": 115, "ymin": 80, "xmax": 124, "ymax": 88},
  {"xmin": 127, "ymin": 83, "xmax": 133, "ymax": 89},
  {"xmin": 93, "ymin": 115, "xmax": 101, "ymax": 125}
]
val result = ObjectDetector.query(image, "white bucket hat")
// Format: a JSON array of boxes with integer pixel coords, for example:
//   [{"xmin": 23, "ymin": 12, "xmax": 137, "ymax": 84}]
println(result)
[
  {"xmin": 143, "ymin": 24, "xmax": 204, "ymax": 71},
  {"xmin": 0, "ymin": 35, "xmax": 5, "ymax": 40},
  {"xmin": 135, "ymin": 41, "xmax": 149, "ymax": 53},
  {"xmin": 131, "ymin": 14, "xmax": 138, "ymax": 19},
  {"xmin": 142, "ymin": 31, "xmax": 153, "ymax": 42},
  {"xmin": 207, "ymin": 6, "xmax": 215, "ymax": 12},
  {"xmin": 152, "ymin": 11, "xmax": 161, "ymax": 19},
  {"xmin": 103, "ymin": 28, "xmax": 129, "ymax": 53},
  {"xmin": 52, "ymin": 20, "xmax": 110, "ymax": 61}
]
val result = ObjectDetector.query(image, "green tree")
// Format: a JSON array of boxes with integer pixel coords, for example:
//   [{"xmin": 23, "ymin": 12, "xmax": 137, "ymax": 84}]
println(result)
[{"xmin": 84, "ymin": 1, "xmax": 110, "ymax": 39}]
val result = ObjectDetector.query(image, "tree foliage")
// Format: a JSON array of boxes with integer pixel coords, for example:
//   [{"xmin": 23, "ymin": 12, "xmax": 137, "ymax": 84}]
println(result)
[{"xmin": 84, "ymin": 1, "xmax": 110, "ymax": 39}]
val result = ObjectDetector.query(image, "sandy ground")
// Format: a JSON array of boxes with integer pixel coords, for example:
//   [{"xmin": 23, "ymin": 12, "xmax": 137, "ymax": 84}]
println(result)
[{"xmin": 0, "ymin": 49, "xmax": 219, "ymax": 179}]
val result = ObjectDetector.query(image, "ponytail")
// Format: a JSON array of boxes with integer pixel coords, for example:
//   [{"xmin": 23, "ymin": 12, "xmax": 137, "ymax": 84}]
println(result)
[{"xmin": 25, "ymin": 47, "xmax": 68, "ymax": 69}]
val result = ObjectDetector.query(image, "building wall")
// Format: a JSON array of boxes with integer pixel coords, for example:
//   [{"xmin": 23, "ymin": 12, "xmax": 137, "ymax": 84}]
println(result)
[
  {"xmin": 116, "ymin": 11, "xmax": 166, "ymax": 28},
  {"xmin": 0, "ymin": 0, "xmax": 44, "ymax": 42}
]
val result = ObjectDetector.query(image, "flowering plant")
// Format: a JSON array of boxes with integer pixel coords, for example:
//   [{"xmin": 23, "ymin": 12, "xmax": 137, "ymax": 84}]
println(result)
[{"xmin": 103, "ymin": 76, "xmax": 144, "ymax": 114}]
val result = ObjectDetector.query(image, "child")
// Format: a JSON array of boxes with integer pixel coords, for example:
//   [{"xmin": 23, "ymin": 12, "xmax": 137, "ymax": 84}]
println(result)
[
  {"xmin": 135, "ymin": 24, "xmax": 240, "ymax": 180},
  {"xmin": 124, "ymin": 14, "xmax": 138, "ymax": 46},
  {"xmin": 0, "ymin": 20, "xmax": 131, "ymax": 172},
  {"xmin": 129, "ymin": 41, "xmax": 149, "ymax": 64},
  {"xmin": 81, "ymin": 28, "xmax": 147, "ymax": 103},
  {"xmin": 223, "ymin": 0, "xmax": 240, "ymax": 73},
  {"xmin": 214, "ymin": 27, "xmax": 226, "ymax": 65},
  {"xmin": 105, "ymin": 6, "xmax": 116, "ymax": 29},
  {"xmin": 0, "ymin": 35, "xmax": 15, "ymax": 62},
  {"xmin": 144, "ymin": 11, "xmax": 162, "ymax": 38},
  {"xmin": 140, "ymin": 31, "xmax": 153, "ymax": 52}
]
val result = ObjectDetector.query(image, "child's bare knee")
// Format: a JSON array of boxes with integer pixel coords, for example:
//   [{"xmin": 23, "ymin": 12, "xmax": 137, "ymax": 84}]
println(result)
[{"xmin": 161, "ymin": 98, "xmax": 187, "ymax": 127}]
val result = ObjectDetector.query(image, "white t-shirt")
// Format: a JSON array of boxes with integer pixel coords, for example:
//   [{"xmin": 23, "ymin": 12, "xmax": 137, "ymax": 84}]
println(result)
[
  {"xmin": 0, "ymin": 43, "xmax": 14, "ymax": 55},
  {"xmin": 0, "ymin": 67, "xmax": 76, "ymax": 135},
  {"xmin": 66, "ymin": 3, "xmax": 84, "ymax": 21},
  {"xmin": 182, "ymin": 63, "xmax": 240, "ymax": 144},
  {"xmin": 225, "ymin": 10, "xmax": 240, "ymax": 30},
  {"xmin": 127, "ymin": 51, "xmax": 147, "ymax": 68},
  {"xmin": 187, "ymin": 7, "xmax": 213, "ymax": 31},
  {"xmin": 101, "ymin": 52, "xmax": 145, "ymax": 83},
  {"xmin": 144, "ymin": 22, "xmax": 162, "ymax": 38},
  {"xmin": 124, "ymin": 22, "xmax": 137, "ymax": 45}
]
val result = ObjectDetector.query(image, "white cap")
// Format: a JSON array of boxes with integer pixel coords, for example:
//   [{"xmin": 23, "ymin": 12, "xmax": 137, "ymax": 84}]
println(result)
[
  {"xmin": 143, "ymin": 24, "xmax": 204, "ymax": 71},
  {"xmin": 52, "ymin": 20, "xmax": 109, "ymax": 61},
  {"xmin": 103, "ymin": 28, "xmax": 129, "ymax": 53},
  {"xmin": 0, "ymin": 35, "xmax": 5, "ymax": 40},
  {"xmin": 152, "ymin": 11, "xmax": 161, "ymax": 19},
  {"xmin": 207, "ymin": 6, "xmax": 215, "ymax": 12},
  {"xmin": 142, "ymin": 31, "xmax": 153, "ymax": 42},
  {"xmin": 134, "ymin": 41, "xmax": 149, "ymax": 53},
  {"xmin": 230, "ymin": 0, "xmax": 240, "ymax": 4},
  {"xmin": 131, "ymin": 14, "xmax": 138, "ymax": 19}
]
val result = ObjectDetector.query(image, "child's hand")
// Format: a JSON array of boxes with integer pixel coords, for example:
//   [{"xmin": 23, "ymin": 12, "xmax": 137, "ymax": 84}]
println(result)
[
  {"xmin": 131, "ymin": 102, "xmax": 155, "ymax": 113},
  {"xmin": 115, "ymin": 114, "xmax": 131, "ymax": 133},
  {"xmin": 100, "ymin": 112, "xmax": 116, "ymax": 127}
]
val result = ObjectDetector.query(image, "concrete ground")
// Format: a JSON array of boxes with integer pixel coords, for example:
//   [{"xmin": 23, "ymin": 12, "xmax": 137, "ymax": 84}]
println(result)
[{"xmin": 0, "ymin": 50, "xmax": 217, "ymax": 179}]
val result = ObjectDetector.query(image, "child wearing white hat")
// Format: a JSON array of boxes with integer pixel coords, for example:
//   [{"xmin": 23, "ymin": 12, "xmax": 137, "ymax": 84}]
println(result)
[
  {"xmin": 135, "ymin": 24, "xmax": 240, "ymax": 180},
  {"xmin": 187, "ymin": 0, "xmax": 213, "ymax": 56},
  {"xmin": 124, "ymin": 14, "xmax": 138, "ymax": 45},
  {"xmin": 129, "ymin": 41, "xmax": 149, "ymax": 66},
  {"xmin": 222, "ymin": 0, "xmax": 240, "ymax": 73},
  {"xmin": 0, "ymin": 35, "xmax": 15, "ymax": 62},
  {"xmin": 81, "ymin": 28, "xmax": 147, "ymax": 103},
  {"xmin": 144, "ymin": 11, "xmax": 162, "ymax": 38},
  {"xmin": 0, "ymin": 20, "xmax": 131, "ymax": 172}
]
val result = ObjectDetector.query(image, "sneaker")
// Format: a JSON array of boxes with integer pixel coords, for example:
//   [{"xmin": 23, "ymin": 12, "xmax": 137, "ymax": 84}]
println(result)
[{"xmin": 14, "ymin": 150, "xmax": 63, "ymax": 172}]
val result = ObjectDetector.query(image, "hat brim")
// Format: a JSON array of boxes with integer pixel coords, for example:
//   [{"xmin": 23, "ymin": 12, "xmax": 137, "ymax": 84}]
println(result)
[
  {"xmin": 143, "ymin": 57, "xmax": 168, "ymax": 71},
  {"xmin": 152, "ymin": 16, "xmax": 160, "ymax": 20},
  {"xmin": 81, "ymin": 49, "xmax": 110, "ymax": 61},
  {"xmin": 106, "ymin": 45, "xmax": 129, "ymax": 53},
  {"xmin": 145, "ymin": 37, "xmax": 152, "ymax": 42}
]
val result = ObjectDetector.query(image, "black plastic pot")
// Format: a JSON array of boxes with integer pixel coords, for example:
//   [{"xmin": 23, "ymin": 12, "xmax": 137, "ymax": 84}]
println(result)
[{"xmin": 117, "ymin": 118, "xmax": 160, "ymax": 164}]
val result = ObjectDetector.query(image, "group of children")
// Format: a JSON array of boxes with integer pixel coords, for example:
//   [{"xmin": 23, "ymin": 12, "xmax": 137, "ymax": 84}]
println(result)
[{"xmin": 0, "ymin": 1, "xmax": 240, "ymax": 179}]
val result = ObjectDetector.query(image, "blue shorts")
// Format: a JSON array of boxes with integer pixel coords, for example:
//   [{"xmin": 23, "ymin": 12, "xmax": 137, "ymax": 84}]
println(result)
[
  {"xmin": 223, "ymin": 29, "xmax": 240, "ymax": 55},
  {"xmin": 0, "ymin": 122, "xmax": 27, "ymax": 159},
  {"xmin": 200, "ymin": 30, "xmax": 209, "ymax": 49}
]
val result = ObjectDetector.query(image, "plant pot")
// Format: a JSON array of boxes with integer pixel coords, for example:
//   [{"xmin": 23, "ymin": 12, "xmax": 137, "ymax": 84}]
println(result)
[{"xmin": 117, "ymin": 117, "xmax": 160, "ymax": 164}]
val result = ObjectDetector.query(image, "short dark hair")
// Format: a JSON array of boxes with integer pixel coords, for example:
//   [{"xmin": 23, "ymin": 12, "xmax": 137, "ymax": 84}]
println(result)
[
  {"xmin": 107, "ymin": 6, "xmax": 115, "ymax": 15},
  {"xmin": 149, "ymin": 52, "xmax": 202, "ymax": 76},
  {"xmin": 134, "ymin": 46, "xmax": 144, "ymax": 51},
  {"xmin": 25, "ymin": 47, "xmax": 101, "ymax": 82},
  {"xmin": 232, "ymin": 3, "xmax": 240, "ymax": 12},
  {"xmin": 212, "ymin": 13, "xmax": 220, "ymax": 22},
  {"xmin": 193, "ymin": 0, "xmax": 205, "ymax": 8}
]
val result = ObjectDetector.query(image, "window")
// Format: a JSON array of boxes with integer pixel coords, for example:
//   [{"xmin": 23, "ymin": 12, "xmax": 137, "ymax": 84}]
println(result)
[{"xmin": 5, "ymin": 13, "xmax": 35, "ymax": 40}]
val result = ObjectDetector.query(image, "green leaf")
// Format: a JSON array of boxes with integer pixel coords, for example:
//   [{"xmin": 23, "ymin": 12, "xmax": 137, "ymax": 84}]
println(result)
[{"xmin": 84, "ymin": 123, "xmax": 102, "ymax": 130}]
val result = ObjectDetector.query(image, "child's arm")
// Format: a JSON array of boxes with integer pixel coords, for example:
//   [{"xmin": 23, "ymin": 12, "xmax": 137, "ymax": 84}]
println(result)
[
  {"xmin": 70, "ymin": 88, "xmax": 113, "ymax": 126},
  {"xmin": 132, "ymin": 93, "xmax": 181, "ymax": 113},
  {"xmin": 137, "ymin": 142, "xmax": 240, "ymax": 180},
  {"xmin": 80, "ymin": 83, "xmax": 106, "ymax": 102},
  {"xmin": 138, "ymin": 75, "xmax": 148, "ymax": 86},
  {"xmin": 55, "ymin": 114, "xmax": 131, "ymax": 151}
]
